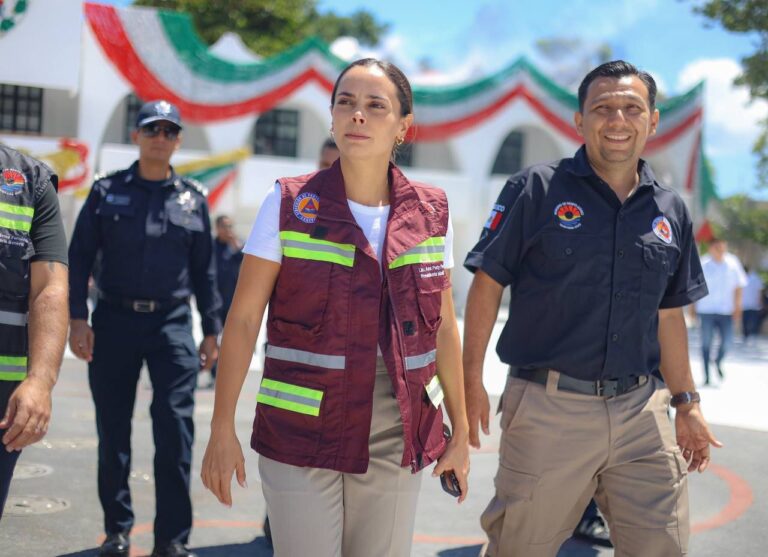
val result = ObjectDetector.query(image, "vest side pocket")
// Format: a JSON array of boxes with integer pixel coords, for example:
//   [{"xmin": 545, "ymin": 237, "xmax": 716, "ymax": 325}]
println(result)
[{"xmin": 253, "ymin": 372, "xmax": 327, "ymax": 458}]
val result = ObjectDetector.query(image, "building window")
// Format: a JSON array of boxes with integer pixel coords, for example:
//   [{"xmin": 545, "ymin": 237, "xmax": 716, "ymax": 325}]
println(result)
[
  {"xmin": 124, "ymin": 93, "xmax": 145, "ymax": 143},
  {"xmin": 395, "ymin": 142, "xmax": 413, "ymax": 167},
  {"xmin": 253, "ymin": 109, "xmax": 299, "ymax": 157},
  {"xmin": 491, "ymin": 131, "xmax": 524, "ymax": 175},
  {"xmin": 0, "ymin": 84, "xmax": 43, "ymax": 134}
]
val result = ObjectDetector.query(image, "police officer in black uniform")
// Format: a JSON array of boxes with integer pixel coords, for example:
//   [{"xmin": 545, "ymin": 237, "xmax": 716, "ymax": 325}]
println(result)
[
  {"xmin": 0, "ymin": 145, "xmax": 68, "ymax": 518},
  {"xmin": 68, "ymin": 101, "xmax": 221, "ymax": 557}
]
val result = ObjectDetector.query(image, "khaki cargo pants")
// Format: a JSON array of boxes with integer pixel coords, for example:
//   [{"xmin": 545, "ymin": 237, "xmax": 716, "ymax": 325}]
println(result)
[
  {"xmin": 258, "ymin": 358, "xmax": 423, "ymax": 557},
  {"xmin": 482, "ymin": 371, "xmax": 689, "ymax": 557}
]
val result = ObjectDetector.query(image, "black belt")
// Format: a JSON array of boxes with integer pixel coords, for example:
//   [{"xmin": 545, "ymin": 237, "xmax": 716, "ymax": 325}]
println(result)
[
  {"xmin": 509, "ymin": 367, "xmax": 648, "ymax": 398},
  {"xmin": 98, "ymin": 292, "xmax": 189, "ymax": 313}
]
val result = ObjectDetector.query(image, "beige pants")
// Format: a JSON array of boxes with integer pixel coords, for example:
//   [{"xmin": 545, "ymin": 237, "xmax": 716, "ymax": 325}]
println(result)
[
  {"xmin": 258, "ymin": 358, "xmax": 422, "ymax": 557},
  {"xmin": 482, "ymin": 372, "xmax": 689, "ymax": 557}
]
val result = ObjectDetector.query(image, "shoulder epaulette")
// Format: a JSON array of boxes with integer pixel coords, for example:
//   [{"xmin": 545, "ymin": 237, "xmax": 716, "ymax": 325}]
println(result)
[
  {"xmin": 181, "ymin": 176, "xmax": 209, "ymax": 196},
  {"xmin": 93, "ymin": 168, "xmax": 124, "ymax": 183}
]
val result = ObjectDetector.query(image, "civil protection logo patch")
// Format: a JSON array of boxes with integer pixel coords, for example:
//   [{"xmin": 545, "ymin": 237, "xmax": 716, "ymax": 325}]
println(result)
[
  {"xmin": 554, "ymin": 202, "xmax": 584, "ymax": 230},
  {"xmin": 293, "ymin": 192, "xmax": 320, "ymax": 224},
  {"xmin": 652, "ymin": 216, "xmax": 673, "ymax": 244},
  {"xmin": 0, "ymin": 168, "xmax": 26, "ymax": 196}
]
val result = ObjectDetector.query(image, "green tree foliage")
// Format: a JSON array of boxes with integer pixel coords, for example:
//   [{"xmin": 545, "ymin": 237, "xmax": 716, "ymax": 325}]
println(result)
[
  {"xmin": 132, "ymin": 0, "xmax": 389, "ymax": 57},
  {"xmin": 712, "ymin": 195, "xmax": 768, "ymax": 247},
  {"xmin": 693, "ymin": 1, "xmax": 768, "ymax": 186}
]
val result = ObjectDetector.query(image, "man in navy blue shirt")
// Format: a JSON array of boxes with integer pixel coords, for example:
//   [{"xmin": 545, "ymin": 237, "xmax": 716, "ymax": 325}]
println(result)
[
  {"xmin": 463, "ymin": 61, "xmax": 720, "ymax": 557},
  {"xmin": 68, "ymin": 101, "xmax": 221, "ymax": 557}
]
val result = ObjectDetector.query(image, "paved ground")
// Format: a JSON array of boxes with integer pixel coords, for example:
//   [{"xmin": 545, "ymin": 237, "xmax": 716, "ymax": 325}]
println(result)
[{"xmin": 0, "ymin": 323, "xmax": 766, "ymax": 556}]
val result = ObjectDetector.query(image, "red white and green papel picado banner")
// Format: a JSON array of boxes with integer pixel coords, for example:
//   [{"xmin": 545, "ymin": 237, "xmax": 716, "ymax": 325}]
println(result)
[
  {"xmin": 84, "ymin": 3, "xmax": 706, "ymax": 149},
  {"xmin": 84, "ymin": 2, "xmax": 716, "ymax": 209},
  {"xmin": 0, "ymin": 0, "xmax": 29, "ymax": 36}
]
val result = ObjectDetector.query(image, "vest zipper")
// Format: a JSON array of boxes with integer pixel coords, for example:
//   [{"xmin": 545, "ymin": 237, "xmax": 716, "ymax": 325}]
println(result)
[{"xmin": 384, "ymin": 272, "xmax": 418, "ymax": 471}]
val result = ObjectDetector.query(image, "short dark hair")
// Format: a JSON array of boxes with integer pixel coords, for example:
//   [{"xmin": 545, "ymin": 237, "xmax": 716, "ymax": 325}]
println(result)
[
  {"xmin": 321, "ymin": 137, "xmax": 338, "ymax": 151},
  {"xmin": 215, "ymin": 215, "xmax": 231, "ymax": 227},
  {"xmin": 577, "ymin": 60, "xmax": 657, "ymax": 112},
  {"xmin": 331, "ymin": 58, "xmax": 413, "ymax": 117}
]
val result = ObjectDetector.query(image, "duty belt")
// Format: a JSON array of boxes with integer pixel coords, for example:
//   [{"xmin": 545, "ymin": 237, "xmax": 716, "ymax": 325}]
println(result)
[
  {"xmin": 509, "ymin": 367, "xmax": 648, "ymax": 398},
  {"xmin": 98, "ymin": 292, "xmax": 189, "ymax": 313}
]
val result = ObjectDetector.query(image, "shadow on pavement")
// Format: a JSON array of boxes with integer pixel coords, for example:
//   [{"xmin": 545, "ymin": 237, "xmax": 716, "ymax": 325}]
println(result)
[
  {"xmin": 435, "ymin": 538, "xmax": 603, "ymax": 556},
  {"xmin": 438, "ymin": 545, "xmax": 484, "ymax": 556},
  {"xmin": 57, "ymin": 537, "xmax": 274, "ymax": 557}
]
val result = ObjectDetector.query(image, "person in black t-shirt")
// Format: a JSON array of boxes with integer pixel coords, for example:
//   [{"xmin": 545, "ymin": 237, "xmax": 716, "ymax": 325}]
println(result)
[{"xmin": 0, "ymin": 145, "xmax": 68, "ymax": 519}]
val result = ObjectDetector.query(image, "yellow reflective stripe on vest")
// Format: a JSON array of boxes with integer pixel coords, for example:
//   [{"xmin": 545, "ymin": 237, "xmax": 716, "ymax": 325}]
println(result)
[
  {"xmin": 266, "ymin": 344, "xmax": 346, "ymax": 370},
  {"xmin": 425, "ymin": 375, "xmax": 444, "ymax": 408},
  {"xmin": 389, "ymin": 236, "xmax": 445, "ymax": 269},
  {"xmin": 0, "ymin": 201, "xmax": 34, "ymax": 233},
  {"xmin": 404, "ymin": 349, "xmax": 437, "ymax": 370},
  {"xmin": 257, "ymin": 378, "xmax": 324, "ymax": 417},
  {"xmin": 0, "ymin": 355, "xmax": 28, "ymax": 381},
  {"xmin": 280, "ymin": 231, "xmax": 355, "ymax": 267}
]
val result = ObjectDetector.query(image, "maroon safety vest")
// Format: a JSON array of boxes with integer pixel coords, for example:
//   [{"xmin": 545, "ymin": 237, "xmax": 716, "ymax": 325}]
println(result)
[{"xmin": 251, "ymin": 160, "xmax": 449, "ymax": 474}]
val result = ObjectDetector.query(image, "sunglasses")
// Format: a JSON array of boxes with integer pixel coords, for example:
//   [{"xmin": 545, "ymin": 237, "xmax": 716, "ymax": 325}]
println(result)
[{"xmin": 139, "ymin": 123, "xmax": 180, "ymax": 140}]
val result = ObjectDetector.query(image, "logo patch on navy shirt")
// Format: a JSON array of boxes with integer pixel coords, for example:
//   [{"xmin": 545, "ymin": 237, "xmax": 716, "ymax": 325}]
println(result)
[
  {"xmin": 652, "ymin": 216, "xmax": 673, "ymax": 244},
  {"xmin": 293, "ymin": 193, "xmax": 320, "ymax": 223},
  {"xmin": 554, "ymin": 202, "xmax": 584, "ymax": 229},
  {"xmin": 484, "ymin": 203, "xmax": 505, "ymax": 231},
  {"xmin": 105, "ymin": 193, "xmax": 131, "ymax": 206},
  {"xmin": 0, "ymin": 168, "xmax": 26, "ymax": 196}
]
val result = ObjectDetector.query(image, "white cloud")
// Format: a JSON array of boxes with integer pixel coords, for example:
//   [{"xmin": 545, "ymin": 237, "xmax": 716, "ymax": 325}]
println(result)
[
  {"xmin": 677, "ymin": 58, "xmax": 768, "ymax": 154},
  {"xmin": 551, "ymin": 0, "xmax": 661, "ymax": 40}
]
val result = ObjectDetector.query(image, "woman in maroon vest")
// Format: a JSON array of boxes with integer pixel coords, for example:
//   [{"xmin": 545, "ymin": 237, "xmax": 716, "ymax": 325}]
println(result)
[{"xmin": 201, "ymin": 58, "xmax": 470, "ymax": 556}]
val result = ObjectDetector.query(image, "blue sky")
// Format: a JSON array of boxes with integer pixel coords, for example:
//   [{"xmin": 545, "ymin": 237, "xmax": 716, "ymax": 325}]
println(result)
[{"xmin": 109, "ymin": 0, "xmax": 766, "ymax": 198}]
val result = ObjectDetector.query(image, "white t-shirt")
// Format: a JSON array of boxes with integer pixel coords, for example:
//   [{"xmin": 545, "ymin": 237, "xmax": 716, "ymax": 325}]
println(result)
[
  {"xmin": 695, "ymin": 252, "xmax": 748, "ymax": 315},
  {"xmin": 742, "ymin": 271, "xmax": 764, "ymax": 311},
  {"xmin": 244, "ymin": 181, "xmax": 454, "ymax": 269}
]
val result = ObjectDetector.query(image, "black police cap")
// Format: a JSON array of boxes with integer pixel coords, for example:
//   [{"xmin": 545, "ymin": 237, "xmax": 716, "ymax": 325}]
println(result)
[{"xmin": 135, "ymin": 100, "xmax": 183, "ymax": 130}]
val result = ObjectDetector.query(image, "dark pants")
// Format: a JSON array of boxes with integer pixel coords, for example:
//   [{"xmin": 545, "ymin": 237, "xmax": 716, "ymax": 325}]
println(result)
[
  {"xmin": 581, "ymin": 498, "xmax": 599, "ymax": 521},
  {"xmin": 699, "ymin": 313, "xmax": 733, "ymax": 383},
  {"xmin": 0, "ymin": 381, "xmax": 22, "ymax": 520},
  {"xmin": 743, "ymin": 310, "xmax": 762, "ymax": 339},
  {"xmin": 89, "ymin": 302, "xmax": 198, "ymax": 545}
]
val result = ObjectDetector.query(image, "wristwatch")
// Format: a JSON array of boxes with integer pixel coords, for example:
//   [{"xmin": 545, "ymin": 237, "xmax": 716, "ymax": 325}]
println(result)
[{"xmin": 670, "ymin": 391, "xmax": 700, "ymax": 407}]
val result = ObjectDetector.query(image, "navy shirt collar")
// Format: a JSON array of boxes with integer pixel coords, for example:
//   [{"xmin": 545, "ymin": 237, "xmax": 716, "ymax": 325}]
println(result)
[
  {"xmin": 128, "ymin": 161, "xmax": 179, "ymax": 189},
  {"xmin": 567, "ymin": 145, "xmax": 658, "ymax": 190}
]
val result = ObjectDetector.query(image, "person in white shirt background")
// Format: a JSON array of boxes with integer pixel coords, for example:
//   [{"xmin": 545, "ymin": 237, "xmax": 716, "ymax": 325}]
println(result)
[
  {"xmin": 693, "ymin": 239, "xmax": 748, "ymax": 385},
  {"xmin": 741, "ymin": 266, "xmax": 765, "ymax": 345}
]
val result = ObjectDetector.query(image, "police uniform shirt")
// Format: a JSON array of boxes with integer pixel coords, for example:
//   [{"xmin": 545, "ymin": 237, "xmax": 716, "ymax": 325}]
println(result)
[
  {"xmin": 464, "ymin": 146, "xmax": 708, "ymax": 381},
  {"xmin": 68, "ymin": 162, "xmax": 222, "ymax": 335}
]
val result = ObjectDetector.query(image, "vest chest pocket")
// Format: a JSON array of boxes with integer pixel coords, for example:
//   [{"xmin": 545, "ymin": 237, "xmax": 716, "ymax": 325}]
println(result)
[
  {"xmin": 271, "ymin": 258, "xmax": 332, "ymax": 335},
  {"xmin": 271, "ymin": 231, "xmax": 355, "ymax": 340},
  {"xmin": 0, "ymin": 237, "xmax": 33, "ymax": 298},
  {"xmin": 412, "ymin": 264, "xmax": 446, "ymax": 334}
]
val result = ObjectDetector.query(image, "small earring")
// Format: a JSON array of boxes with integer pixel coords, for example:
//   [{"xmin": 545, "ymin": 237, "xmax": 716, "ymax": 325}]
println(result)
[
  {"xmin": 330, "ymin": 128, "xmax": 334, "ymax": 137},
  {"xmin": 395, "ymin": 137, "xmax": 404, "ymax": 147}
]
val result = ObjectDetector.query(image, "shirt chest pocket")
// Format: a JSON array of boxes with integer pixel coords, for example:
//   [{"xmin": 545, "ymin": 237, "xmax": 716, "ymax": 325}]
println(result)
[
  {"xmin": 97, "ymin": 201, "xmax": 137, "ymax": 245},
  {"xmin": 97, "ymin": 199, "xmax": 135, "ymax": 220},
  {"xmin": 641, "ymin": 243, "xmax": 679, "ymax": 296},
  {"xmin": 166, "ymin": 200, "xmax": 204, "ymax": 232},
  {"xmin": 534, "ymin": 232, "xmax": 609, "ymax": 287}
]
